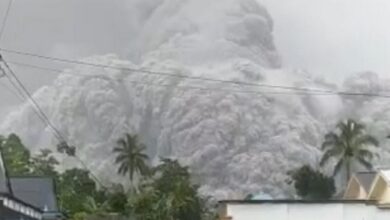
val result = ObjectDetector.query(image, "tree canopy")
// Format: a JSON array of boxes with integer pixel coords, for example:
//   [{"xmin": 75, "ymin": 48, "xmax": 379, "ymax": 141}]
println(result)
[
  {"xmin": 128, "ymin": 158, "xmax": 210, "ymax": 220},
  {"xmin": 1, "ymin": 133, "xmax": 216, "ymax": 220},
  {"xmin": 320, "ymin": 119, "xmax": 379, "ymax": 183},
  {"xmin": 0, "ymin": 134, "xmax": 31, "ymax": 175},
  {"xmin": 288, "ymin": 165, "xmax": 335, "ymax": 200},
  {"xmin": 113, "ymin": 134, "xmax": 150, "ymax": 183}
]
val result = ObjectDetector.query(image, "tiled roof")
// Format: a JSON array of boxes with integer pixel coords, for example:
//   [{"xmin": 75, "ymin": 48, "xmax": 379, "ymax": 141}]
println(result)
[
  {"xmin": 355, "ymin": 172, "xmax": 377, "ymax": 193},
  {"xmin": 10, "ymin": 177, "xmax": 59, "ymax": 212}
]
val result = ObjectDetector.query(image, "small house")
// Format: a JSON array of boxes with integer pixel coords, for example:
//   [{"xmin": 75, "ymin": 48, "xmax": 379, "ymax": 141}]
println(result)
[
  {"xmin": 219, "ymin": 170, "xmax": 390, "ymax": 220},
  {"xmin": 10, "ymin": 176, "xmax": 65, "ymax": 220},
  {"xmin": 0, "ymin": 153, "xmax": 43, "ymax": 219},
  {"xmin": 218, "ymin": 200, "xmax": 389, "ymax": 220},
  {"xmin": 367, "ymin": 170, "xmax": 390, "ymax": 207}
]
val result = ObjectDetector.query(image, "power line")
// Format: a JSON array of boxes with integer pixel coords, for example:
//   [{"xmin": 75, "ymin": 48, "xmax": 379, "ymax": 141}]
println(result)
[
  {"xmin": 0, "ymin": 47, "xmax": 340, "ymax": 94},
  {"xmin": 8, "ymin": 60, "xmax": 64, "ymax": 73},
  {"xmin": 0, "ymin": 77, "xmax": 25, "ymax": 101},
  {"xmin": 0, "ymin": 57, "xmax": 106, "ymax": 188},
  {"xmin": 0, "ymin": 0, "xmax": 13, "ymax": 43},
  {"xmin": 1, "ymin": 59, "xmax": 65, "ymax": 141},
  {"xmin": 7, "ymin": 59, "xmax": 337, "ymax": 97},
  {"xmin": 3, "ymin": 57, "xmax": 390, "ymax": 189},
  {"xmin": 6, "ymin": 58, "xmax": 390, "ymax": 99},
  {"xmin": 0, "ymin": 60, "xmax": 32, "ymax": 102},
  {"xmin": 1, "ymin": 60, "xmax": 62, "ymax": 117}
]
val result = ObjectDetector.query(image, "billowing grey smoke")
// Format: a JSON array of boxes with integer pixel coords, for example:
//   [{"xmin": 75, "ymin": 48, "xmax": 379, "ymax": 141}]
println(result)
[{"xmin": 1, "ymin": 0, "xmax": 389, "ymax": 199}]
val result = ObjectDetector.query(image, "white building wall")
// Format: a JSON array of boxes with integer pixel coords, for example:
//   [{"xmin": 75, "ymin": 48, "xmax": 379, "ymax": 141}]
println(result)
[
  {"xmin": 227, "ymin": 204, "xmax": 288, "ymax": 220},
  {"xmin": 288, "ymin": 204, "xmax": 343, "ymax": 220},
  {"xmin": 375, "ymin": 208, "xmax": 390, "ymax": 220},
  {"xmin": 226, "ymin": 203, "xmax": 390, "ymax": 220},
  {"xmin": 342, "ymin": 203, "xmax": 373, "ymax": 220}
]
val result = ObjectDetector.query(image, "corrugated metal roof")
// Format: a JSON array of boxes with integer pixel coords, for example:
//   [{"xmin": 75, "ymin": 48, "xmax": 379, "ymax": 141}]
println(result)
[
  {"xmin": 355, "ymin": 172, "xmax": 377, "ymax": 193},
  {"xmin": 10, "ymin": 177, "xmax": 58, "ymax": 212}
]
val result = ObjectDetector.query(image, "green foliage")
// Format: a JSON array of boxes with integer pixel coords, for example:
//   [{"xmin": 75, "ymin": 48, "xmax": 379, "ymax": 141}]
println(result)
[
  {"xmin": 57, "ymin": 141, "xmax": 76, "ymax": 157},
  {"xmin": 73, "ymin": 212, "xmax": 88, "ymax": 220},
  {"xmin": 153, "ymin": 158, "xmax": 191, "ymax": 193},
  {"xmin": 113, "ymin": 134, "xmax": 150, "ymax": 182},
  {"xmin": 105, "ymin": 184, "xmax": 127, "ymax": 214},
  {"xmin": 244, "ymin": 194, "xmax": 253, "ymax": 200},
  {"xmin": 61, "ymin": 180, "xmax": 129, "ymax": 219},
  {"xmin": 0, "ymin": 134, "xmax": 96, "ymax": 218},
  {"xmin": 0, "ymin": 134, "xmax": 60, "ymax": 177},
  {"xmin": 288, "ymin": 165, "xmax": 335, "ymax": 199},
  {"xmin": 128, "ymin": 158, "xmax": 208, "ymax": 220},
  {"xmin": 57, "ymin": 168, "xmax": 100, "ymax": 216},
  {"xmin": 1, "ymin": 133, "xmax": 214, "ymax": 219},
  {"xmin": 0, "ymin": 134, "xmax": 31, "ymax": 175},
  {"xmin": 320, "ymin": 119, "xmax": 379, "ymax": 183},
  {"xmin": 83, "ymin": 195, "xmax": 111, "ymax": 217},
  {"xmin": 30, "ymin": 149, "xmax": 59, "ymax": 176}
]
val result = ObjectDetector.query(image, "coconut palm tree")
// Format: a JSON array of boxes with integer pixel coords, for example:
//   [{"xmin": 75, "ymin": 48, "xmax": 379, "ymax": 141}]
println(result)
[
  {"xmin": 113, "ymin": 134, "xmax": 150, "ymax": 184},
  {"xmin": 320, "ymin": 119, "xmax": 379, "ymax": 184}
]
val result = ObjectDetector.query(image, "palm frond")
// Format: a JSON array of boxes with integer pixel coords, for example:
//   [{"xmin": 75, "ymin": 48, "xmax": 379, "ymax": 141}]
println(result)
[
  {"xmin": 113, "ymin": 146, "xmax": 126, "ymax": 154},
  {"xmin": 127, "ymin": 134, "xmax": 138, "ymax": 146},
  {"xmin": 137, "ymin": 152, "xmax": 149, "ymax": 159},
  {"xmin": 115, "ymin": 155, "xmax": 128, "ymax": 163},
  {"xmin": 322, "ymin": 119, "xmax": 380, "ymax": 179},
  {"xmin": 116, "ymin": 138, "xmax": 127, "ymax": 147},
  {"xmin": 118, "ymin": 163, "xmax": 129, "ymax": 176},
  {"xmin": 321, "ymin": 132, "xmax": 340, "ymax": 150},
  {"xmin": 350, "ymin": 120, "xmax": 365, "ymax": 133},
  {"xmin": 336, "ymin": 120, "xmax": 347, "ymax": 131},
  {"xmin": 113, "ymin": 133, "xmax": 150, "ymax": 180},
  {"xmin": 357, "ymin": 157, "xmax": 373, "ymax": 171},
  {"xmin": 333, "ymin": 159, "xmax": 344, "ymax": 177},
  {"xmin": 320, "ymin": 148, "xmax": 343, "ymax": 167},
  {"xmin": 357, "ymin": 149, "xmax": 375, "ymax": 161},
  {"xmin": 355, "ymin": 134, "xmax": 379, "ymax": 148},
  {"xmin": 337, "ymin": 119, "xmax": 364, "ymax": 142},
  {"xmin": 138, "ymin": 162, "xmax": 151, "ymax": 176}
]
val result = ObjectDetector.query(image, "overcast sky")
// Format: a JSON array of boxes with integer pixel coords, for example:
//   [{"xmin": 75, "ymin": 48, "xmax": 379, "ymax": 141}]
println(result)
[
  {"xmin": 0, "ymin": 0, "xmax": 390, "ymax": 114},
  {"xmin": 262, "ymin": 0, "xmax": 390, "ymax": 81}
]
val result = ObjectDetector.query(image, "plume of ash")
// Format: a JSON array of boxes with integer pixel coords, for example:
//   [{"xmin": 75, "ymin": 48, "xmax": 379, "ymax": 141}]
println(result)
[{"xmin": 1, "ymin": 0, "xmax": 390, "ymax": 199}]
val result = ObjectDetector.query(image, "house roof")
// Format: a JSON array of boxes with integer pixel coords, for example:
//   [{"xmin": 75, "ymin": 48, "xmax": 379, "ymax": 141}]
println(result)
[
  {"xmin": 381, "ymin": 170, "xmax": 390, "ymax": 183},
  {"xmin": 219, "ymin": 199, "xmax": 378, "ymax": 205},
  {"xmin": 355, "ymin": 172, "xmax": 377, "ymax": 193},
  {"xmin": 0, "ymin": 192, "xmax": 43, "ymax": 213},
  {"xmin": 10, "ymin": 176, "xmax": 59, "ymax": 212}
]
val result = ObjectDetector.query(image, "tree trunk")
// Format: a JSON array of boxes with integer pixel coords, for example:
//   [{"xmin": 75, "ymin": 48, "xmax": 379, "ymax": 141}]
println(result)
[{"xmin": 346, "ymin": 159, "xmax": 351, "ymax": 186}]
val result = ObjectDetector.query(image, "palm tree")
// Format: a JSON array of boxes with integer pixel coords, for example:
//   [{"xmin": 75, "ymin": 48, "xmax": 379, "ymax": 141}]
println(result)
[
  {"xmin": 320, "ymin": 119, "xmax": 379, "ymax": 184},
  {"xmin": 113, "ymin": 134, "xmax": 150, "ymax": 184}
]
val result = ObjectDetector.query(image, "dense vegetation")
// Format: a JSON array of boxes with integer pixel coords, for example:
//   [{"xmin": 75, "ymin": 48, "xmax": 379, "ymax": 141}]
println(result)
[
  {"xmin": 0, "ymin": 118, "xmax": 380, "ymax": 217},
  {"xmin": 0, "ymin": 133, "xmax": 216, "ymax": 220},
  {"xmin": 288, "ymin": 119, "xmax": 379, "ymax": 200},
  {"xmin": 287, "ymin": 165, "xmax": 335, "ymax": 199}
]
